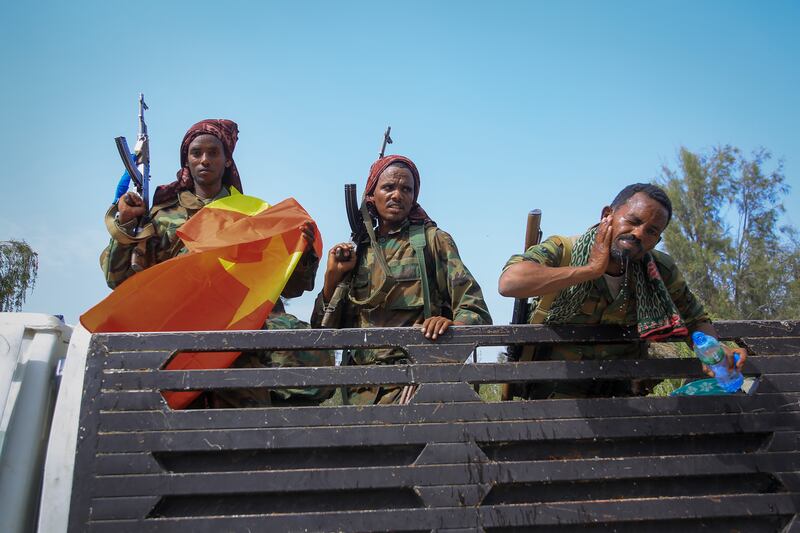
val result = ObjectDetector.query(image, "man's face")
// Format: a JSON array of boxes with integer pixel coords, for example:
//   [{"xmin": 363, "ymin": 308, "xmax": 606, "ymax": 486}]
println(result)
[
  {"xmin": 373, "ymin": 164, "xmax": 415, "ymax": 226},
  {"xmin": 605, "ymin": 192, "xmax": 669, "ymax": 262},
  {"xmin": 187, "ymin": 134, "xmax": 230, "ymax": 189}
]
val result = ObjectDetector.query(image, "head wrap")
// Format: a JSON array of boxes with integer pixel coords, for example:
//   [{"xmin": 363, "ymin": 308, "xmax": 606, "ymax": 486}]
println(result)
[
  {"xmin": 152, "ymin": 119, "xmax": 242, "ymax": 205},
  {"xmin": 364, "ymin": 155, "xmax": 432, "ymax": 225}
]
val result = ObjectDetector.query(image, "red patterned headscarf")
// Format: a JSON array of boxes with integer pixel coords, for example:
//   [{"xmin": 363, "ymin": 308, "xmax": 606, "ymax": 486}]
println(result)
[
  {"xmin": 152, "ymin": 119, "xmax": 242, "ymax": 205},
  {"xmin": 364, "ymin": 155, "xmax": 433, "ymax": 225}
]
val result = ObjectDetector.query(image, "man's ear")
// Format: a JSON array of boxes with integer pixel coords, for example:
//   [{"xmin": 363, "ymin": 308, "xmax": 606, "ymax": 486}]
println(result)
[
  {"xmin": 601, "ymin": 206, "xmax": 613, "ymax": 219},
  {"xmin": 225, "ymin": 159, "xmax": 232, "ymax": 168}
]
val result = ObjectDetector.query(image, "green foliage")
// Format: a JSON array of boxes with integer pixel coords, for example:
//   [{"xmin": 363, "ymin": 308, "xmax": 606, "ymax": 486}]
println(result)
[
  {"xmin": 659, "ymin": 146, "xmax": 799, "ymax": 319},
  {"xmin": 479, "ymin": 383, "xmax": 502, "ymax": 402},
  {"xmin": 648, "ymin": 342, "xmax": 694, "ymax": 397},
  {"xmin": 0, "ymin": 240, "xmax": 39, "ymax": 312}
]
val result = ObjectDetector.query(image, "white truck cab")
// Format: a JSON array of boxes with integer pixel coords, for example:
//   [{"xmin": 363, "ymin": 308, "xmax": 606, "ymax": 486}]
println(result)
[{"xmin": 0, "ymin": 313, "xmax": 87, "ymax": 533}]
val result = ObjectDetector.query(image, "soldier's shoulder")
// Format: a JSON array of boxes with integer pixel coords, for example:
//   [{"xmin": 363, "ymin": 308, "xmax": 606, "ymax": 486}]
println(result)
[
  {"xmin": 425, "ymin": 224, "xmax": 457, "ymax": 247},
  {"xmin": 150, "ymin": 193, "xmax": 181, "ymax": 217},
  {"xmin": 529, "ymin": 234, "xmax": 571, "ymax": 255},
  {"xmin": 505, "ymin": 234, "xmax": 570, "ymax": 269}
]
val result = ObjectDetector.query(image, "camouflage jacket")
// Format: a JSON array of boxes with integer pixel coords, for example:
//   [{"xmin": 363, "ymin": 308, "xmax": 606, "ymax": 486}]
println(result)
[
  {"xmin": 101, "ymin": 187, "xmax": 318, "ymax": 294},
  {"xmin": 311, "ymin": 220, "xmax": 492, "ymax": 365},
  {"xmin": 503, "ymin": 235, "xmax": 709, "ymax": 360}
]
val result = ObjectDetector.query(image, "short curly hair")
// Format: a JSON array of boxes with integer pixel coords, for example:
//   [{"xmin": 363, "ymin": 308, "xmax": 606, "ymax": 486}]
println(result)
[{"xmin": 611, "ymin": 183, "xmax": 672, "ymax": 223}]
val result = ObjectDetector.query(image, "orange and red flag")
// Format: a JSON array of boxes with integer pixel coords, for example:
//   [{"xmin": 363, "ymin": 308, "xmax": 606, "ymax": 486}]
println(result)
[{"xmin": 81, "ymin": 190, "xmax": 322, "ymax": 408}]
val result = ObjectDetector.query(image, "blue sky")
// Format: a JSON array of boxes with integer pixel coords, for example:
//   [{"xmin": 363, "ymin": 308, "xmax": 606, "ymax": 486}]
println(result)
[{"xmin": 2, "ymin": 1, "xmax": 798, "ymax": 343}]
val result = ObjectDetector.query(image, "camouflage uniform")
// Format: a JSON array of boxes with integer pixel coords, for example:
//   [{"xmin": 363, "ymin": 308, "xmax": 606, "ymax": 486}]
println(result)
[
  {"xmin": 503, "ymin": 236, "xmax": 708, "ymax": 397},
  {"xmin": 311, "ymin": 220, "xmax": 492, "ymax": 404},
  {"xmin": 102, "ymin": 187, "xmax": 330, "ymax": 405}
]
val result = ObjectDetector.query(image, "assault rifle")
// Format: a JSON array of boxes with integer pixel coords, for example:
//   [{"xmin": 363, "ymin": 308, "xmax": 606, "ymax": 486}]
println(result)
[
  {"xmin": 501, "ymin": 209, "xmax": 542, "ymax": 401},
  {"xmin": 322, "ymin": 127, "xmax": 396, "ymax": 403},
  {"xmin": 113, "ymin": 93, "xmax": 151, "ymax": 271}
]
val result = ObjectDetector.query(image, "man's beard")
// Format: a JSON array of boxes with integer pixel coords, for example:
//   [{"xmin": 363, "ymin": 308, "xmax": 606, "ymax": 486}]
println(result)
[
  {"xmin": 610, "ymin": 247, "xmax": 631, "ymax": 264},
  {"xmin": 610, "ymin": 235, "xmax": 642, "ymax": 272}
]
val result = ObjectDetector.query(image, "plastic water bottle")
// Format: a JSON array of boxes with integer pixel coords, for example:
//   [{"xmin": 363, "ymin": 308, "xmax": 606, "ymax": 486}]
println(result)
[{"xmin": 691, "ymin": 332, "xmax": 744, "ymax": 393}]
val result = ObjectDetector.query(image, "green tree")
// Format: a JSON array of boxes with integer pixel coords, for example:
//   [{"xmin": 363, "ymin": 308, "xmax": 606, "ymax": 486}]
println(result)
[
  {"xmin": 659, "ymin": 146, "xmax": 799, "ymax": 319},
  {"xmin": 0, "ymin": 240, "xmax": 39, "ymax": 312}
]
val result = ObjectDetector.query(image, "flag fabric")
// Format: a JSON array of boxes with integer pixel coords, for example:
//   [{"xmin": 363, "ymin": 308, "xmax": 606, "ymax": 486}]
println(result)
[{"xmin": 81, "ymin": 190, "xmax": 322, "ymax": 408}]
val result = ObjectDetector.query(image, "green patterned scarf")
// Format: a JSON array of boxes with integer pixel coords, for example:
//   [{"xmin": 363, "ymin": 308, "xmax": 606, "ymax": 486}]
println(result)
[{"xmin": 545, "ymin": 225, "xmax": 688, "ymax": 340}]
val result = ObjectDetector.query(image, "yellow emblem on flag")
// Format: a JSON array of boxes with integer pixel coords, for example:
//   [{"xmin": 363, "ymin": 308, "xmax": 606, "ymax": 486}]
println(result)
[{"xmin": 218, "ymin": 234, "xmax": 304, "ymax": 327}]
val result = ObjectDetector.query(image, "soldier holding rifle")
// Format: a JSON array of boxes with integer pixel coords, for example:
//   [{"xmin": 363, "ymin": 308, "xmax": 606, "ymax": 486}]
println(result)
[
  {"xmin": 102, "ymin": 117, "xmax": 317, "ymax": 293},
  {"xmin": 312, "ymin": 131, "xmax": 492, "ymax": 405},
  {"xmin": 101, "ymin": 111, "xmax": 331, "ymax": 407}
]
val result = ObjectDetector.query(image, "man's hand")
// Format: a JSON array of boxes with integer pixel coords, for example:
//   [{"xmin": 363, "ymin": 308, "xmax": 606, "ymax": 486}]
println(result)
[
  {"xmin": 702, "ymin": 343, "xmax": 747, "ymax": 377},
  {"xmin": 299, "ymin": 221, "xmax": 316, "ymax": 252},
  {"xmin": 117, "ymin": 191, "xmax": 146, "ymax": 224},
  {"xmin": 322, "ymin": 242, "xmax": 357, "ymax": 302},
  {"xmin": 586, "ymin": 215, "xmax": 613, "ymax": 277},
  {"xmin": 420, "ymin": 317, "xmax": 462, "ymax": 340},
  {"xmin": 326, "ymin": 243, "xmax": 356, "ymax": 276}
]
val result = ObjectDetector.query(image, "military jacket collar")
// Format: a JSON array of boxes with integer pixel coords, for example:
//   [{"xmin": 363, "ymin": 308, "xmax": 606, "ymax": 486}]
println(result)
[
  {"xmin": 377, "ymin": 219, "xmax": 411, "ymax": 238},
  {"xmin": 177, "ymin": 186, "xmax": 231, "ymax": 210}
]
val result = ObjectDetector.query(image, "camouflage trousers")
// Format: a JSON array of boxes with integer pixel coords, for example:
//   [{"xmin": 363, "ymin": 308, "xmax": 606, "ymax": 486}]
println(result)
[
  {"xmin": 344, "ymin": 355, "xmax": 413, "ymax": 406},
  {"xmin": 346, "ymin": 384, "xmax": 405, "ymax": 406}
]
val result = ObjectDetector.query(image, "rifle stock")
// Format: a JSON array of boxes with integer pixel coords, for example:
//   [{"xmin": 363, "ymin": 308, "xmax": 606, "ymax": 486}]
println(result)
[{"xmin": 501, "ymin": 209, "xmax": 542, "ymax": 401}]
